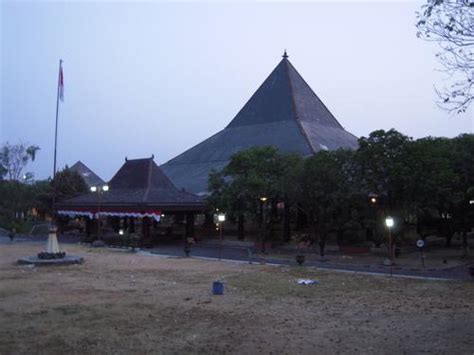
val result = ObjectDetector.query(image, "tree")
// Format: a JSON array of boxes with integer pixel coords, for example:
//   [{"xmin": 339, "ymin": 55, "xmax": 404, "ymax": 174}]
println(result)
[
  {"xmin": 404, "ymin": 137, "xmax": 459, "ymax": 245},
  {"xmin": 416, "ymin": 0, "xmax": 474, "ymax": 113},
  {"xmin": 207, "ymin": 147, "xmax": 300, "ymax": 241},
  {"xmin": 51, "ymin": 167, "xmax": 89, "ymax": 202},
  {"xmin": 356, "ymin": 129, "xmax": 412, "ymax": 213},
  {"xmin": 31, "ymin": 167, "xmax": 89, "ymax": 219},
  {"xmin": 0, "ymin": 179, "xmax": 50, "ymax": 231},
  {"xmin": 0, "ymin": 142, "xmax": 40, "ymax": 180},
  {"xmin": 294, "ymin": 149, "xmax": 361, "ymax": 257}
]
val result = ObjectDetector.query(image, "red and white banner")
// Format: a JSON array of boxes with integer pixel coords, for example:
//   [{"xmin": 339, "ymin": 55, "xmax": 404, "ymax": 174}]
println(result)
[{"xmin": 57, "ymin": 209, "xmax": 162, "ymax": 222}]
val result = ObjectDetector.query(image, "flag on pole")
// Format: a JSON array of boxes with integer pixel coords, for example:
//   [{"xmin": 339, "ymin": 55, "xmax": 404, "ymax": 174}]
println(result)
[{"xmin": 59, "ymin": 60, "xmax": 64, "ymax": 102}]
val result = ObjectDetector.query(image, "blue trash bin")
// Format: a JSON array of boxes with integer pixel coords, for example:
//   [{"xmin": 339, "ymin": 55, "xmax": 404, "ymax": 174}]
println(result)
[{"xmin": 212, "ymin": 281, "xmax": 224, "ymax": 295}]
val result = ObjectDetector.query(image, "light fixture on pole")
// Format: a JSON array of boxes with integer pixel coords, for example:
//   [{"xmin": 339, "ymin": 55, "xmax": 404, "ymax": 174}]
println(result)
[
  {"xmin": 385, "ymin": 216, "xmax": 394, "ymax": 276},
  {"xmin": 259, "ymin": 196, "xmax": 268, "ymax": 256},
  {"xmin": 91, "ymin": 184, "xmax": 109, "ymax": 247},
  {"xmin": 368, "ymin": 193, "xmax": 378, "ymax": 204},
  {"xmin": 218, "ymin": 213, "xmax": 226, "ymax": 260}
]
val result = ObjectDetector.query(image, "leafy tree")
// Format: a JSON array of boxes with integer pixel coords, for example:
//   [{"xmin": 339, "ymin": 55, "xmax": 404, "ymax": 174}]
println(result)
[
  {"xmin": 27, "ymin": 167, "xmax": 89, "ymax": 219},
  {"xmin": 208, "ymin": 147, "xmax": 299, "ymax": 241},
  {"xmin": 51, "ymin": 167, "xmax": 89, "ymax": 202},
  {"xmin": 416, "ymin": 0, "xmax": 474, "ymax": 113},
  {"xmin": 404, "ymin": 137, "xmax": 459, "ymax": 245},
  {"xmin": 0, "ymin": 179, "xmax": 49, "ymax": 231},
  {"xmin": 356, "ymin": 129, "xmax": 412, "ymax": 215},
  {"xmin": 0, "ymin": 142, "xmax": 40, "ymax": 180},
  {"xmin": 449, "ymin": 134, "xmax": 474, "ymax": 245},
  {"xmin": 294, "ymin": 149, "xmax": 361, "ymax": 256}
]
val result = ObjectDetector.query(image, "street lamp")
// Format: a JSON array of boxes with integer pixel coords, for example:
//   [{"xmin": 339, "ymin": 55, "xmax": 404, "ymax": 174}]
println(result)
[
  {"xmin": 218, "ymin": 213, "xmax": 226, "ymax": 260},
  {"xmin": 259, "ymin": 196, "xmax": 268, "ymax": 255},
  {"xmin": 91, "ymin": 184, "xmax": 109, "ymax": 247},
  {"xmin": 385, "ymin": 216, "xmax": 394, "ymax": 276}
]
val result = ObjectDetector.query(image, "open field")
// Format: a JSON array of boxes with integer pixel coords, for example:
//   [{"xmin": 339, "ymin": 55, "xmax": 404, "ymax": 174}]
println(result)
[{"xmin": 0, "ymin": 243, "xmax": 473, "ymax": 354}]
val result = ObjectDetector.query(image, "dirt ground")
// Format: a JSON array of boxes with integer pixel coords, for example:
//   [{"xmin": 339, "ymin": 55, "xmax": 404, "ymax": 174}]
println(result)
[{"xmin": 0, "ymin": 244, "xmax": 473, "ymax": 354}]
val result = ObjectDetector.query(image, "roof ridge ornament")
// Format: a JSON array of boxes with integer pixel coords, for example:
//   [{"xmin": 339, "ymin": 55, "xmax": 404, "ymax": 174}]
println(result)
[{"xmin": 282, "ymin": 49, "xmax": 288, "ymax": 59}]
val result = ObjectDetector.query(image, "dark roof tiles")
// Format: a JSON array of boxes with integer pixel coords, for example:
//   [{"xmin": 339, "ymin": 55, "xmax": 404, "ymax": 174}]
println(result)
[
  {"xmin": 161, "ymin": 55, "xmax": 358, "ymax": 194},
  {"xmin": 69, "ymin": 161, "xmax": 105, "ymax": 187},
  {"xmin": 59, "ymin": 157, "xmax": 204, "ymax": 211}
]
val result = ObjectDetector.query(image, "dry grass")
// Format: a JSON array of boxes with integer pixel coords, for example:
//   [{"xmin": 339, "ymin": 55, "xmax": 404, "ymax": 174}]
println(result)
[{"xmin": 0, "ymin": 243, "xmax": 473, "ymax": 354}]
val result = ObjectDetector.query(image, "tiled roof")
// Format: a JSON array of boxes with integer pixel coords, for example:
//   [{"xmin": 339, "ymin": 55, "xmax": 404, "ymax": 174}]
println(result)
[
  {"xmin": 161, "ymin": 54, "xmax": 358, "ymax": 194},
  {"xmin": 58, "ymin": 157, "xmax": 205, "ymax": 212},
  {"xmin": 69, "ymin": 161, "xmax": 105, "ymax": 187}
]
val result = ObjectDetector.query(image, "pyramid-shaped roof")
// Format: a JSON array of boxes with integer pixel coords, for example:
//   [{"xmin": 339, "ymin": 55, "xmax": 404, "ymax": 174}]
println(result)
[
  {"xmin": 109, "ymin": 157, "xmax": 176, "ymax": 190},
  {"xmin": 161, "ymin": 53, "xmax": 358, "ymax": 194},
  {"xmin": 58, "ymin": 157, "xmax": 204, "ymax": 211},
  {"xmin": 69, "ymin": 161, "xmax": 105, "ymax": 188}
]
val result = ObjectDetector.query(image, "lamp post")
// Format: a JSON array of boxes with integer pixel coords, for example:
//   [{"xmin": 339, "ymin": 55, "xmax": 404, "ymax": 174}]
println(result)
[
  {"xmin": 91, "ymin": 184, "xmax": 109, "ymax": 247},
  {"xmin": 385, "ymin": 216, "xmax": 394, "ymax": 276},
  {"xmin": 218, "ymin": 213, "xmax": 226, "ymax": 260},
  {"xmin": 260, "ymin": 197, "xmax": 267, "ymax": 255}
]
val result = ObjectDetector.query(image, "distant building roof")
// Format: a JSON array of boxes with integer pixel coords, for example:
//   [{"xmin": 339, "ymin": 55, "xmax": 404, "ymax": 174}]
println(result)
[
  {"xmin": 58, "ymin": 157, "xmax": 205, "ymax": 213},
  {"xmin": 69, "ymin": 161, "xmax": 105, "ymax": 188},
  {"xmin": 161, "ymin": 53, "xmax": 358, "ymax": 194}
]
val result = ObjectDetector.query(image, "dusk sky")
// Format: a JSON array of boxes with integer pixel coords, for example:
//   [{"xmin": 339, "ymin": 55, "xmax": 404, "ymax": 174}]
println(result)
[{"xmin": 1, "ymin": 0, "xmax": 472, "ymax": 182}]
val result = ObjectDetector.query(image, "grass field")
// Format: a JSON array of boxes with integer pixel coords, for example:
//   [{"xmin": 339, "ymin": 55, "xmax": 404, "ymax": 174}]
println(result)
[{"xmin": 0, "ymin": 243, "xmax": 473, "ymax": 354}]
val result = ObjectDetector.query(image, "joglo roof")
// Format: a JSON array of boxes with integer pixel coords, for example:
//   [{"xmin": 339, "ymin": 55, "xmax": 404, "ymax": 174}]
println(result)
[
  {"xmin": 69, "ymin": 161, "xmax": 106, "ymax": 188},
  {"xmin": 58, "ymin": 157, "xmax": 205, "ymax": 213},
  {"xmin": 161, "ymin": 53, "xmax": 358, "ymax": 194}
]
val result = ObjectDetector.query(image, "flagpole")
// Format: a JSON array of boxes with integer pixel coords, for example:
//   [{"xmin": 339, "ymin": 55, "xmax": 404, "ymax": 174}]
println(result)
[
  {"xmin": 46, "ymin": 59, "xmax": 63, "ymax": 256},
  {"xmin": 53, "ymin": 59, "xmax": 62, "ymax": 181},
  {"xmin": 52, "ymin": 59, "xmax": 62, "ymax": 226}
]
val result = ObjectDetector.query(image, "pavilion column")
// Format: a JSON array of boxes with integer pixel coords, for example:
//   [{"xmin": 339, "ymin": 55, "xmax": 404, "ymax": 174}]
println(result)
[
  {"xmin": 129, "ymin": 217, "xmax": 135, "ymax": 233},
  {"xmin": 142, "ymin": 217, "xmax": 151, "ymax": 246},
  {"xmin": 85, "ymin": 217, "xmax": 92, "ymax": 237},
  {"xmin": 111, "ymin": 217, "xmax": 120, "ymax": 233},
  {"xmin": 185, "ymin": 213, "xmax": 195, "ymax": 239}
]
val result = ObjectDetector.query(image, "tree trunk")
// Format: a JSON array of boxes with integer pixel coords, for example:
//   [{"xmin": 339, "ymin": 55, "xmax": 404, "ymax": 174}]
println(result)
[
  {"xmin": 319, "ymin": 237, "xmax": 326, "ymax": 258},
  {"xmin": 296, "ymin": 204, "xmax": 307, "ymax": 231},
  {"xmin": 203, "ymin": 212, "xmax": 214, "ymax": 229},
  {"xmin": 445, "ymin": 232, "xmax": 453, "ymax": 248},
  {"xmin": 337, "ymin": 228, "xmax": 344, "ymax": 246},
  {"xmin": 283, "ymin": 203, "xmax": 291, "ymax": 242},
  {"xmin": 462, "ymin": 231, "xmax": 468, "ymax": 256},
  {"xmin": 237, "ymin": 214, "xmax": 245, "ymax": 240}
]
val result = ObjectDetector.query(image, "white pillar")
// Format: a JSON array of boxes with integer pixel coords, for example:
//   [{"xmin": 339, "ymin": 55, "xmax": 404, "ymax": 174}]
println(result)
[{"xmin": 46, "ymin": 227, "xmax": 60, "ymax": 254}]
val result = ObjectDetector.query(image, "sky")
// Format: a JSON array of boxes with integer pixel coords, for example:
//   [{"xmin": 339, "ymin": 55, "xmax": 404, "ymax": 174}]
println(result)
[{"xmin": 1, "ymin": 0, "xmax": 472, "ymax": 182}]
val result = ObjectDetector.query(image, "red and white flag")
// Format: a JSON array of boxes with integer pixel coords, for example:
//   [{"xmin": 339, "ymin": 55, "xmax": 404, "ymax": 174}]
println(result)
[{"xmin": 59, "ymin": 60, "xmax": 64, "ymax": 102}]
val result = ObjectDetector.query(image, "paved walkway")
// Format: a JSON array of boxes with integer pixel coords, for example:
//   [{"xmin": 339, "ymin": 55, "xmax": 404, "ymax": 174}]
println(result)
[
  {"xmin": 146, "ymin": 243, "xmax": 473, "ymax": 281},
  {"xmin": 2, "ymin": 233, "xmax": 472, "ymax": 280}
]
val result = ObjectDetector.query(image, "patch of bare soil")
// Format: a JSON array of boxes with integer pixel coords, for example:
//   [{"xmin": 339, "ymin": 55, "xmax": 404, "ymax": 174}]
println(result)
[{"xmin": 0, "ymin": 243, "xmax": 473, "ymax": 354}]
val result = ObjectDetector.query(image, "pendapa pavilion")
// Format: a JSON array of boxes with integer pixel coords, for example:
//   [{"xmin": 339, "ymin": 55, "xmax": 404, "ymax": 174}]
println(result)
[{"xmin": 56, "ymin": 156, "xmax": 206, "ymax": 245}]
